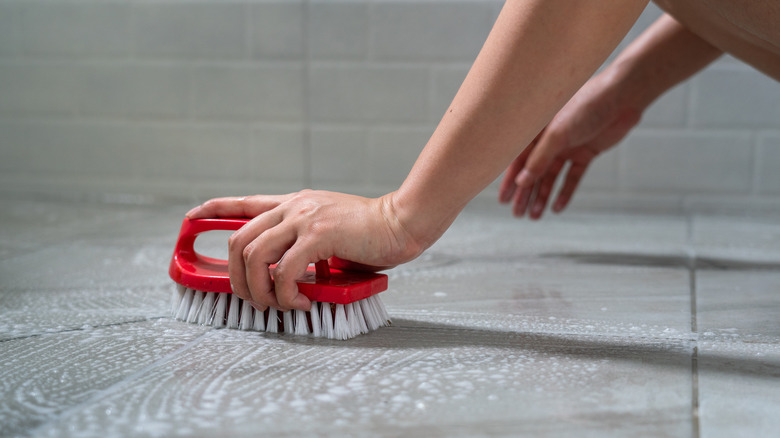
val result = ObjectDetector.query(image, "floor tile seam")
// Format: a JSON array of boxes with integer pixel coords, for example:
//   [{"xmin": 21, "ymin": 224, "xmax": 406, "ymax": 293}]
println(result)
[
  {"xmin": 686, "ymin": 215, "xmax": 701, "ymax": 438},
  {"xmin": 0, "ymin": 316, "xmax": 166, "ymax": 344},
  {"xmin": 25, "ymin": 326, "xmax": 211, "ymax": 438}
]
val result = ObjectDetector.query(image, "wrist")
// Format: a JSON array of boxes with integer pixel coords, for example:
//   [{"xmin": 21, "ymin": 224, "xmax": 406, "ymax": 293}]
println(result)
[{"xmin": 379, "ymin": 189, "xmax": 454, "ymax": 260}]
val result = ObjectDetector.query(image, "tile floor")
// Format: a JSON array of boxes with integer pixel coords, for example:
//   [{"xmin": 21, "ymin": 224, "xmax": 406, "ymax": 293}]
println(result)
[{"xmin": 1, "ymin": 194, "xmax": 778, "ymax": 437}]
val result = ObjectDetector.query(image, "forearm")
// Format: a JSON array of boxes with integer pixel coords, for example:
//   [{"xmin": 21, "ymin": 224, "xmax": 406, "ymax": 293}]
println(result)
[
  {"xmin": 392, "ymin": 0, "xmax": 648, "ymax": 247},
  {"xmin": 610, "ymin": 13, "xmax": 723, "ymax": 110}
]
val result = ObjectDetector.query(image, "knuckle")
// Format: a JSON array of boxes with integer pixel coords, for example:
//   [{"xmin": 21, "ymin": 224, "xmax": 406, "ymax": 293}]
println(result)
[
  {"xmin": 227, "ymin": 233, "xmax": 241, "ymax": 254},
  {"xmin": 242, "ymin": 243, "xmax": 254, "ymax": 263}
]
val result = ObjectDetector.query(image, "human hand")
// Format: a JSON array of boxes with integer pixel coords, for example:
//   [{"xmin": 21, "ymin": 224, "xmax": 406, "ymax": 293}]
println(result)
[
  {"xmin": 185, "ymin": 190, "xmax": 423, "ymax": 312},
  {"xmin": 498, "ymin": 69, "xmax": 642, "ymax": 219}
]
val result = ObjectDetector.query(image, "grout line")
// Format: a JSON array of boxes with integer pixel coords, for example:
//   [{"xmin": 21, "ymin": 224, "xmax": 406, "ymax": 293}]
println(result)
[
  {"xmin": 686, "ymin": 215, "xmax": 701, "ymax": 438},
  {"xmin": 301, "ymin": 0, "xmax": 312, "ymax": 189},
  {"xmin": 0, "ymin": 316, "xmax": 168, "ymax": 344}
]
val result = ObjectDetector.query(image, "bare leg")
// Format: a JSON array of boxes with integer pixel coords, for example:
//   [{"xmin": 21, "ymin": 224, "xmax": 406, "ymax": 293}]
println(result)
[{"xmin": 654, "ymin": 0, "xmax": 780, "ymax": 80}]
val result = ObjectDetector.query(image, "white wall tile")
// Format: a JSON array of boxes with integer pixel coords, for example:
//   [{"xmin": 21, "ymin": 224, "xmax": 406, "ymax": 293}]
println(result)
[
  {"xmin": 78, "ymin": 64, "xmax": 190, "ymax": 119},
  {"xmin": 250, "ymin": 126, "xmax": 306, "ymax": 185},
  {"xmin": 757, "ymin": 133, "xmax": 780, "ymax": 195},
  {"xmin": 0, "ymin": 121, "xmax": 30, "ymax": 172},
  {"xmin": 308, "ymin": 1, "xmax": 368, "ymax": 60},
  {"xmin": 371, "ymin": 2, "xmax": 496, "ymax": 62},
  {"xmin": 577, "ymin": 147, "xmax": 619, "ymax": 191},
  {"xmin": 690, "ymin": 68, "xmax": 780, "ymax": 129},
  {"xmin": 0, "ymin": 62, "xmax": 82, "ymax": 116},
  {"xmin": 640, "ymin": 83, "xmax": 688, "ymax": 128},
  {"xmin": 18, "ymin": 3, "xmax": 131, "ymax": 57},
  {"xmin": 309, "ymin": 64, "xmax": 429, "ymax": 122},
  {"xmin": 619, "ymin": 130, "xmax": 753, "ymax": 193},
  {"xmin": 191, "ymin": 64, "xmax": 304, "ymax": 121},
  {"xmin": 251, "ymin": 2, "xmax": 304, "ymax": 60},
  {"xmin": 367, "ymin": 127, "xmax": 430, "ymax": 186},
  {"xmin": 133, "ymin": 3, "xmax": 246, "ymax": 59},
  {"xmin": 0, "ymin": 4, "xmax": 21, "ymax": 56},
  {"xmin": 310, "ymin": 126, "xmax": 367, "ymax": 185}
]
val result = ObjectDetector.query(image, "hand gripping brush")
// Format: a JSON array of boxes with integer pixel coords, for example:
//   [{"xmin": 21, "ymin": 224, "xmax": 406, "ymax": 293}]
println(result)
[{"xmin": 169, "ymin": 217, "xmax": 391, "ymax": 340}]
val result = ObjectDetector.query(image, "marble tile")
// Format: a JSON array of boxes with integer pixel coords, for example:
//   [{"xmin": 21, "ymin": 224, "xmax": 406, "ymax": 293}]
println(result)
[
  {"xmin": 697, "ymin": 340, "xmax": 780, "ymax": 438},
  {"xmin": 0, "ymin": 285, "xmax": 170, "ymax": 341},
  {"xmin": 33, "ymin": 323, "xmax": 693, "ymax": 437},
  {"xmin": 691, "ymin": 215, "xmax": 780, "ymax": 267},
  {"xmin": 696, "ymin": 271, "xmax": 780, "ymax": 342},
  {"xmin": 0, "ymin": 319, "xmax": 209, "ymax": 437}
]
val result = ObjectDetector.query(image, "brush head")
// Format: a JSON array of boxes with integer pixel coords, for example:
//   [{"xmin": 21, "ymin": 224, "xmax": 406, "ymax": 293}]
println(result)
[{"xmin": 168, "ymin": 217, "xmax": 391, "ymax": 339}]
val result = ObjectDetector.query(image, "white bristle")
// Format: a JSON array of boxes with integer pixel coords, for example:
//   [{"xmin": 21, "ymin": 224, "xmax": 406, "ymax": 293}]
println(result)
[
  {"xmin": 199, "ymin": 292, "xmax": 216, "ymax": 325},
  {"xmin": 322, "ymin": 303, "xmax": 335, "ymax": 339},
  {"xmin": 175, "ymin": 289, "xmax": 194, "ymax": 321},
  {"xmin": 266, "ymin": 308, "xmax": 279, "ymax": 333},
  {"xmin": 226, "ymin": 294, "xmax": 241, "ymax": 329},
  {"xmin": 346, "ymin": 303, "xmax": 361, "ymax": 338},
  {"xmin": 333, "ymin": 304, "xmax": 349, "ymax": 340},
  {"xmin": 310, "ymin": 302, "xmax": 321, "ymax": 337},
  {"xmin": 187, "ymin": 290, "xmax": 204, "ymax": 324},
  {"xmin": 239, "ymin": 299, "xmax": 254, "ymax": 330},
  {"xmin": 359, "ymin": 298, "xmax": 379, "ymax": 331},
  {"xmin": 294, "ymin": 309, "xmax": 310, "ymax": 335},
  {"xmin": 253, "ymin": 307, "xmax": 266, "ymax": 331},
  {"xmin": 352, "ymin": 301, "xmax": 369, "ymax": 334},
  {"xmin": 283, "ymin": 311, "xmax": 294, "ymax": 334},
  {"xmin": 172, "ymin": 283, "xmax": 390, "ymax": 339},
  {"xmin": 369, "ymin": 295, "xmax": 391, "ymax": 326},
  {"xmin": 172, "ymin": 284, "xmax": 186, "ymax": 315},
  {"xmin": 213, "ymin": 293, "xmax": 228, "ymax": 328}
]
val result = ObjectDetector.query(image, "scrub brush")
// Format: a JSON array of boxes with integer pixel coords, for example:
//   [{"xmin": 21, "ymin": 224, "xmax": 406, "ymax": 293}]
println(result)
[{"xmin": 168, "ymin": 217, "xmax": 391, "ymax": 340}]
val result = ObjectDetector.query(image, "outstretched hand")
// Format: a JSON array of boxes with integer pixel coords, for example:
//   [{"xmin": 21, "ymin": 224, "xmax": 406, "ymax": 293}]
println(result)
[
  {"xmin": 186, "ymin": 191, "xmax": 422, "ymax": 312},
  {"xmin": 498, "ymin": 70, "xmax": 642, "ymax": 219}
]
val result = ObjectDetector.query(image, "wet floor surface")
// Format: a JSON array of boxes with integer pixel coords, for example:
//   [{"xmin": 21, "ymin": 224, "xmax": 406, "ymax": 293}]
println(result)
[{"xmin": 1, "ymin": 195, "xmax": 778, "ymax": 437}]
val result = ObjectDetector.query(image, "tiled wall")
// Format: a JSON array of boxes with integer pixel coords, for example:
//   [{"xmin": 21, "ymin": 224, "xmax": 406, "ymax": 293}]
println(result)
[{"xmin": 0, "ymin": 1, "xmax": 778, "ymax": 205}]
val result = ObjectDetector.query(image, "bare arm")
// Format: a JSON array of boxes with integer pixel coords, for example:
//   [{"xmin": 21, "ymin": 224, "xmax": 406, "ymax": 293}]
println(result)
[
  {"xmin": 190, "ymin": 0, "xmax": 653, "ymax": 312},
  {"xmin": 392, "ymin": 0, "xmax": 649, "ymax": 245}
]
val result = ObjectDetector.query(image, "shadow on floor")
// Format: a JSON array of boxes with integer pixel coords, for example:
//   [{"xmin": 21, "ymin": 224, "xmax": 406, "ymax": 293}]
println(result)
[
  {"xmin": 540, "ymin": 251, "xmax": 780, "ymax": 271},
  {"xmin": 272, "ymin": 318, "xmax": 780, "ymax": 380}
]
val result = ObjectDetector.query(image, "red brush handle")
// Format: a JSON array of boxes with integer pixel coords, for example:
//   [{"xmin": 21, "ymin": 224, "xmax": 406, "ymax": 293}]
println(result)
[
  {"xmin": 169, "ymin": 217, "xmax": 251, "ymax": 293},
  {"xmin": 169, "ymin": 217, "xmax": 387, "ymax": 304}
]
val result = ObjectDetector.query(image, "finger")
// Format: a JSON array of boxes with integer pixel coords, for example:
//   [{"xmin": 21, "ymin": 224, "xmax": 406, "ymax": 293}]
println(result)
[
  {"xmin": 498, "ymin": 144, "xmax": 535, "ymax": 204},
  {"xmin": 272, "ymin": 244, "xmax": 315, "ymax": 312},
  {"xmin": 529, "ymin": 158, "xmax": 565, "ymax": 220},
  {"xmin": 553, "ymin": 161, "xmax": 590, "ymax": 213},
  {"xmin": 227, "ymin": 210, "xmax": 283, "ymax": 305},
  {"xmin": 187, "ymin": 194, "xmax": 292, "ymax": 219},
  {"xmin": 522, "ymin": 129, "xmax": 568, "ymax": 185},
  {"xmin": 511, "ymin": 184, "xmax": 534, "ymax": 217},
  {"xmin": 242, "ymin": 225, "xmax": 297, "ymax": 310}
]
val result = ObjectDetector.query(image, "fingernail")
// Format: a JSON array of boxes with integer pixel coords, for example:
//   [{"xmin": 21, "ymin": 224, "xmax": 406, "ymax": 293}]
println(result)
[
  {"xmin": 185, "ymin": 206, "xmax": 200, "ymax": 218},
  {"xmin": 553, "ymin": 200, "xmax": 564, "ymax": 212},
  {"xmin": 532, "ymin": 203, "xmax": 543, "ymax": 215},
  {"xmin": 515, "ymin": 169, "xmax": 533, "ymax": 188}
]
